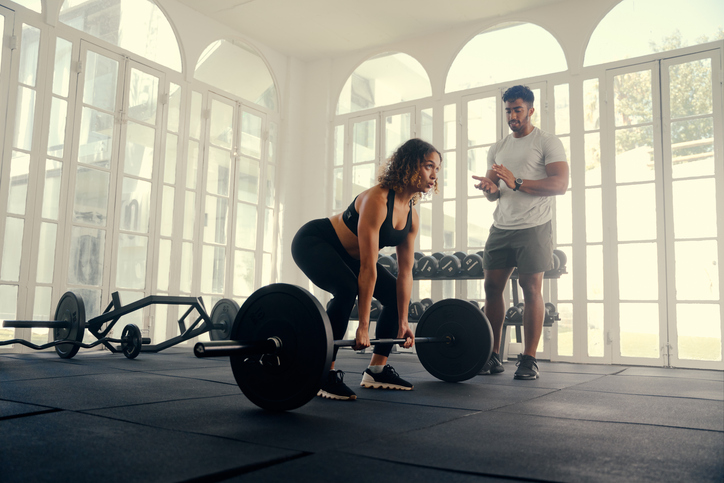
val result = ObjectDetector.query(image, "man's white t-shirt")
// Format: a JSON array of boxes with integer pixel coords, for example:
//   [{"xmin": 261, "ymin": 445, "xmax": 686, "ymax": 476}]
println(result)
[{"xmin": 487, "ymin": 127, "xmax": 567, "ymax": 230}]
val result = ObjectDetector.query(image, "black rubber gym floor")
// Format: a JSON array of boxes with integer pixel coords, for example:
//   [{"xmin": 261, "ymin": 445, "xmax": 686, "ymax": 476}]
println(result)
[{"xmin": 1, "ymin": 348, "xmax": 722, "ymax": 482}]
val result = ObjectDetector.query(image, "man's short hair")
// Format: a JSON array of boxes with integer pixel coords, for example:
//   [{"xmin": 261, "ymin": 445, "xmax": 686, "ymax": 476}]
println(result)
[{"xmin": 503, "ymin": 85, "xmax": 534, "ymax": 108}]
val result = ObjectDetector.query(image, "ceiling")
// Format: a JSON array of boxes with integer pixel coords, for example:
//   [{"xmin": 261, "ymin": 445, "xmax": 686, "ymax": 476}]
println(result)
[{"xmin": 175, "ymin": 0, "xmax": 568, "ymax": 61}]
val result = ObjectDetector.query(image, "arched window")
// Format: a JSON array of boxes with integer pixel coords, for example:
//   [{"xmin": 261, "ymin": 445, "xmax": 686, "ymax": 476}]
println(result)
[
  {"xmin": 337, "ymin": 52, "xmax": 431, "ymax": 115},
  {"xmin": 59, "ymin": 0, "xmax": 182, "ymax": 72},
  {"xmin": 446, "ymin": 22, "xmax": 567, "ymax": 93},
  {"xmin": 195, "ymin": 39, "xmax": 277, "ymax": 111},
  {"xmin": 584, "ymin": 0, "xmax": 724, "ymax": 66}
]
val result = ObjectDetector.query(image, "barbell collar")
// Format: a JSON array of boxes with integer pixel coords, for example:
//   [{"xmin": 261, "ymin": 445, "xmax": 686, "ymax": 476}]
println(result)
[
  {"xmin": 3, "ymin": 320, "xmax": 72, "ymax": 329},
  {"xmin": 194, "ymin": 337, "xmax": 282, "ymax": 358}
]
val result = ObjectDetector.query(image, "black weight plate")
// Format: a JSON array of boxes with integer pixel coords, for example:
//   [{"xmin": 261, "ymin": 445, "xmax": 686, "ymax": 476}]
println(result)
[
  {"xmin": 439, "ymin": 255, "xmax": 461, "ymax": 277},
  {"xmin": 210, "ymin": 298, "xmax": 240, "ymax": 341},
  {"xmin": 417, "ymin": 256, "xmax": 439, "ymax": 277},
  {"xmin": 462, "ymin": 253, "xmax": 484, "ymax": 277},
  {"xmin": 230, "ymin": 284, "xmax": 333, "ymax": 411},
  {"xmin": 415, "ymin": 299, "xmax": 492, "ymax": 382},
  {"xmin": 121, "ymin": 324, "xmax": 143, "ymax": 359},
  {"xmin": 54, "ymin": 292, "xmax": 86, "ymax": 359}
]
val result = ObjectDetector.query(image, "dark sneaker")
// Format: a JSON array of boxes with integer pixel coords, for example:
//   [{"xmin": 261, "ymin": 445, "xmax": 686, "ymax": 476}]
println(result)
[
  {"xmin": 318, "ymin": 370, "xmax": 357, "ymax": 400},
  {"xmin": 478, "ymin": 352, "xmax": 504, "ymax": 375},
  {"xmin": 360, "ymin": 365, "xmax": 414, "ymax": 390},
  {"xmin": 514, "ymin": 354, "xmax": 539, "ymax": 380}
]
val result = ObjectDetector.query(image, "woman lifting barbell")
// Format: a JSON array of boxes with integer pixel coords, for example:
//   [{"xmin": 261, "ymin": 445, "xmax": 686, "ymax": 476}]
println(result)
[{"xmin": 291, "ymin": 138, "xmax": 441, "ymax": 401}]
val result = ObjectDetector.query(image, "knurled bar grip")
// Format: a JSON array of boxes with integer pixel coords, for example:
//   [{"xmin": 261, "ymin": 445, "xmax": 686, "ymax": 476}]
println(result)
[
  {"xmin": 194, "ymin": 337, "xmax": 282, "ymax": 358},
  {"xmin": 334, "ymin": 336, "xmax": 450, "ymax": 346},
  {"xmin": 3, "ymin": 321, "xmax": 71, "ymax": 329}
]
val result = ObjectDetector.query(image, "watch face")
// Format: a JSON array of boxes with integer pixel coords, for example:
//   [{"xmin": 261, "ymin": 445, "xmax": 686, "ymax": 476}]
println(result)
[{"xmin": 516, "ymin": 178, "xmax": 523, "ymax": 185}]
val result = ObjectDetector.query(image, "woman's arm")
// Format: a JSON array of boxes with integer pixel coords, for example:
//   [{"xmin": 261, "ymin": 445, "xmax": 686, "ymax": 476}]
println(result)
[{"xmin": 395, "ymin": 209, "xmax": 418, "ymax": 348}]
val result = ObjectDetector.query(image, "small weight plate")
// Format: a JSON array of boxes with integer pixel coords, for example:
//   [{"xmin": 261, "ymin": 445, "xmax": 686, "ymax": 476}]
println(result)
[
  {"xmin": 415, "ymin": 299, "xmax": 493, "ymax": 382},
  {"xmin": 462, "ymin": 253, "xmax": 484, "ymax": 277},
  {"xmin": 230, "ymin": 284, "xmax": 333, "ymax": 411},
  {"xmin": 210, "ymin": 298, "xmax": 240, "ymax": 341},
  {"xmin": 121, "ymin": 324, "xmax": 143, "ymax": 359},
  {"xmin": 54, "ymin": 292, "xmax": 86, "ymax": 359}
]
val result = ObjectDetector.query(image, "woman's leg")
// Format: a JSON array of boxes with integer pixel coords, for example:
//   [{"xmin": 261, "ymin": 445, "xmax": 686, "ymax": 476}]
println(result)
[{"xmin": 370, "ymin": 263, "xmax": 400, "ymax": 362}]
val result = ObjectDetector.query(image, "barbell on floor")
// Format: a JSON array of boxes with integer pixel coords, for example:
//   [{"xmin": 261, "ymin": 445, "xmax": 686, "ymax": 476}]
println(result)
[{"xmin": 193, "ymin": 283, "xmax": 493, "ymax": 412}]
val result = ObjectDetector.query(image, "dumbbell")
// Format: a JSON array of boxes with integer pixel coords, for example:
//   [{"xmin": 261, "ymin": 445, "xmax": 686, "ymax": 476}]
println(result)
[
  {"xmin": 468, "ymin": 300, "xmax": 480, "ymax": 309},
  {"xmin": 553, "ymin": 249, "xmax": 567, "ymax": 269},
  {"xmin": 378, "ymin": 254, "xmax": 398, "ymax": 276},
  {"xmin": 438, "ymin": 253, "xmax": 462, "ymax": 277},
  {"xmin": 505, "ymin": 303, "xmax": 524, "ymax": 322},
  {"xmin": 412, "ymin": 252, "xmax": 423, "ymax": 276},
  {"xmin": 408, "ymin": 301, "xmax": 425, "ymax": 321},
  {"xmin": 420, "ymin": 298, "xmax": 433, "ymax": 310},
  {"xmin": 417, "ymin": 253, "xmax": 440, "ymax": 277},
  {"xmin": 369, "ymin": 299, "xmax": 382, "ymax": 321},
  {"xmin": 462, "ymin": 252, "xmax": 484, "ymax": 277},
  {"xmin": 544, "ymin": 302, "xmax": 560, "ymax": 324}
]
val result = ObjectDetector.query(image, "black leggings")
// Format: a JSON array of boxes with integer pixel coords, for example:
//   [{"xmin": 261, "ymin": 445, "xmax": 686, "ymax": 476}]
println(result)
[{"xmin": 291, "ymin": 218, "xmax": 399, "ymax": 361}]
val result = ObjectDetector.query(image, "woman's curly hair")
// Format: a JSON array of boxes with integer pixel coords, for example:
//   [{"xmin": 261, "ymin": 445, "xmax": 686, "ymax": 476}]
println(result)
[{"xmin": 378, "ymin": 138, "xmax": 441, "ymax": 205}]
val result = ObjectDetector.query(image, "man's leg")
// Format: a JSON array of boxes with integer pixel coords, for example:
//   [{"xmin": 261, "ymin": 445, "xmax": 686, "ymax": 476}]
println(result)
[
  {"xmin": 483, "ymin": 267, "xmax": 515, "ymax": 354},
  {"xmin": 518, "ymin": 272, "xmax": 545, "ymax": 357}
]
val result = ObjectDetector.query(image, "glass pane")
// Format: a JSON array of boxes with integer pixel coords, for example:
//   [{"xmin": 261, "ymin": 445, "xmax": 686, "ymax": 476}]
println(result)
[
  {"xmin": 180, "ymin": 242, "xmax": 193, "ymax": 293},
  {"xmin": 1, "ymin": 218, "xmax": 24, "ymax": 281},
  {"xmin": 127, "ymin": 68, "xmax": 158, "ymax": 124},
  {"xmin": 615, "ymin": 126, "xmax": 655, "ymax": 183},
  {"xmin": 557, "ymin": 302, "xmax": 573, "ymax": 357},
  {"xmin": 53, "ymin": 37, "xmax": 73, "ymax": 97},
  {"xmin": 444, "ymin": 151, "xmax": 456, "ymax": 199},
  {"xmin": 201, "ymin": 245, "xmax": 225, "ymax": 294},
  {"xmin": 265, "ymin": 164, "xmax": 275, "ymax": 208},
  {"xmin": 124, "ymin": 121, "xmax": 155, "ymax": 178},
  {"xmin": 352, "ymin": 163, "xmax": 376, "ymax": 198},
  {"xmin": 446, "ymin": 23, "xmax": 567, "ymax": 92},
  {"xmin": 183, "ymin": 191, "xmax": 196, "ymax": 240},
  {"xmin": 168, "ymin": 83, "xmax": 181, "ymax": 133},
  {"xmin": 160, "ymin": 186, "xmax": 174, "ymax": 237},
  {"xmin": 671, "ymin": 117, "xmax": 714, "ymax": 178},
  {"xmin": 557, "ymin": 246, "xmax": 573, "ymax": 300},
  {"xmin": 385, "ymin": 112, "xmax": 410, "ymax": 160},
  {"xmin": 204, "ymin": 195, "xmax": 228, "ymax": 244},
  {"xmin": 207, "ymin": 146, "xmax": 231, "ymax": 196},
  {"xmin": 585, "ymin": 188, "xmax": 602, "ymax": 243},
  {"xmin": 78, "ymin": 107, "xmax": 114, "ymax": 168},
  {"xmin": 337, "ymin": 52, "xmax": 431, "ymax": 114},
  {"xmin": 554, "ymin": 84, "xmax": 570, "ymax": 135},
  {"xmin": 583, "ymin": 78, "xmax": 599, "ymax": 131},
  {"xmin": 618, "ymin": 243, "xmax": 658, "ymax": 300},
  {"xmin": 7, "ymin": 152, "xmax": 30, "ymax": 215},
  {"xmin": 262, "ymin": 252, "xmax": 273, "ymax": 286},
  {"xmin": 0, "ymin": 285, "xmax": 19, "ymax": 326},
  {"xmin": 116, "ymin": 234, "xmax": 148, "ymax": 289},
  {"xmin": 669, "ymin": 58, "xmax": 712, "ymax": 118},
  {"xmin": 186, "ymin": 139, "xmax": 199, "ymax": 189},
  {"xmin": 672, "ymin": 179, "xmax": 716, "ymax": 239},
  {"xmin": 620, "ymin": 303, "xmax": 659, "ymax": 358},
  {"xmin": 467, "ymin": 97, "xmax": 496, "ymax": 146},
  {"xmin": 120, "ymin": 177, "xmax": 151, "ymax": 233},
  {"xmin": 156, "ymin": 239, "xmax": 171, "ymax": 292},
  {"xmin": 334, "ymin": 125, "xmax": 344, "ymax": 166},
  {"xmin": 195, "ymin": 39, "xmax": 276, "ymax": 110},
  {"xmin": 33, "ymin": 286, "xmax": 52, "ymax": 323},
  {"xmin": 241, "ymin": 111, "xmax": 262, "ymax": 159},
  {"xmin": 36, "ymin": 223, "xmax": 57, "ymax": 284},
  {"xmin": 153, "ymin": 303, "xmax": 167, "ymax": 343},
  {"xmin": 584, "ymin": 132, "xmax": 601, "ymax": 186},
  {"xmin": 443, "ymin": 201, "xmax": 455, "ymax": 249},
  {"xmin": 419, "ymin": 202, "xmax": 432, "ymax": 251},
  {"xmin": 234, "ymin": 250, "xmax": 255, "ymax": 297},
  {"xmin": 67, "ymin": 227, "xmax": 105, "ymax": 286},
  {"xmin": 263, "ymin": 208, "xmax": 273, "ymax": 252},
  {"xmin": 444, "ymin": 104, "xmax": 456, "ymax": 150},
  {"xmin": 353, "ymin": 119, "xmax": 376, "ymax": 163},
  {"xmin": 14, "ymin": 86, "xmax": 36, "ymax": 151},
  {"xmin": 209, "ymin": 99, "xmax": 233, "ymax": 149},
  {"xmin": 421, "ymin": 108, "xmax": 433, "ymax": 143},
  {"xmin": 587, "ymin": 245, "xmax": 603, "ymax": 300},
  {"xmin": 333, "ymin": 168, "xmax": 344, "ymax": 211},
  {"xmin": 15, "ymin": 0, "xmax": 41, "ymax": 13},
  {"xmin": 614, "ymin": 70, "xmax": 652, "ymax": 127},
  {"xmin": 675, "ymin": 240, "xmax": 719, "ymax": 301},
  {"xmin": 83, "ymin": 50, "xmax": 118, "ymax": 111},
  {"xmin": 74, "ymin": 166, "xmax": 110, "ymax": 226},
  {"xmin": 584, "ymin": 302, "xmax": 603, "ymax": 357},
  {"xmin": 19, "ymin": 24, "xmax": 40, "ymax": 87},
  {"xmin": 555, "ymin": 190, "xmax": 572, "ymax": 245},
  {"xmin": 617, "ymin": 184, "xmax": 656, "ymax": 241},
  {"xmin": 164, "ymin": 132, "xmax": 177, "ymax": 184},
  {"xmin": 467, "ymin": 198, "xmax": 495, "ymax": 247},
  {"xmin": 48, "ymin": 97, "xmax": 68, "ymax": 158},
  {"xmin": 237, "ymin": 157, "xmax": 259, "ymax": 204},
  {"xmin": 189, "ymin": 91, "xmax": 202, "ymax": 140},
  {"xmin": 236, "ymin": 203, "xmax": 257, "ymax": 250},
  {"xmin": 42, "ymin": 159, "xmax": 62, "ymax": 220},
  {"xmin": 676, "ymin": 304, "xmax": 721, "ymax": 361},
  {"xmin": 467, "ymin": 146, "xmax": 490, "ymax": 197},
  {"xmin": 268, "ymin": 121, "xmax": 278, "ymax": 164}
]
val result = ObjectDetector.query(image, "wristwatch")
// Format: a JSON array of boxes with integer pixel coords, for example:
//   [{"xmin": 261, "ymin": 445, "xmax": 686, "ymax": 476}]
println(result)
[{"xmin": 513, "ymin": 178, "xmax": 523, "ymax": 191}]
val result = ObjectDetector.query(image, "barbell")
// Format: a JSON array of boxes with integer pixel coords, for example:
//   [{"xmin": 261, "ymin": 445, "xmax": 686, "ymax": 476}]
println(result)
[{"xmin": 193, "ymin": 283, "xmax": 493, "ymax": 412}]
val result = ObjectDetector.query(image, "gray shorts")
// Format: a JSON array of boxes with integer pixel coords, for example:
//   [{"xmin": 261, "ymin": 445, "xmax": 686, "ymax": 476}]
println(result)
[{"xmin": 483, "ymin": 221, "xmax": 554, "ymax": 274}]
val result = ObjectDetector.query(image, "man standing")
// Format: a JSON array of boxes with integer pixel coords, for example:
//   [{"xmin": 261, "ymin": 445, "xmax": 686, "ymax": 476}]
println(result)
[{"xmin": 472, "ymin": 85, "xmax": 569, "ymax": 379}]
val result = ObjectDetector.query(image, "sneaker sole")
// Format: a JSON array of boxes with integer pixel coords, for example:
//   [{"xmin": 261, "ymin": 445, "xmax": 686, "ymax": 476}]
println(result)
[
  {"xmin": 360, "ymin": 382, "xmax": 413, "ymax": 390},
  {"xmin": 317, "ymin": 389, "xmax": 356, "ymax": 400},
  {"xmin": 514, "ymin": 374, "xmax": 539, "ymax": 380}
]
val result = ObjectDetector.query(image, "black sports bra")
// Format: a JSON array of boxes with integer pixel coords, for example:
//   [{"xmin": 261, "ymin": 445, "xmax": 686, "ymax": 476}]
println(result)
[{"xmin": 342, "ymin": 189, "xmax": 412, "ymax": 249}]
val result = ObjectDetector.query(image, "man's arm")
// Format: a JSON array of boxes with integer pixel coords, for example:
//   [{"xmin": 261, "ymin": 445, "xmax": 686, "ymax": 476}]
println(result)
[{"xmin": 492, "ymin": 161, "xmax": 568, "ymax": 196}]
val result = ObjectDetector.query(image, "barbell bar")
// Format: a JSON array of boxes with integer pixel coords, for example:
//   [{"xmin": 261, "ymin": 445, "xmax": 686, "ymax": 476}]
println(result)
[{"xmin": 193, "ymin": 283, "xmax": 493, "ymax": 412}]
